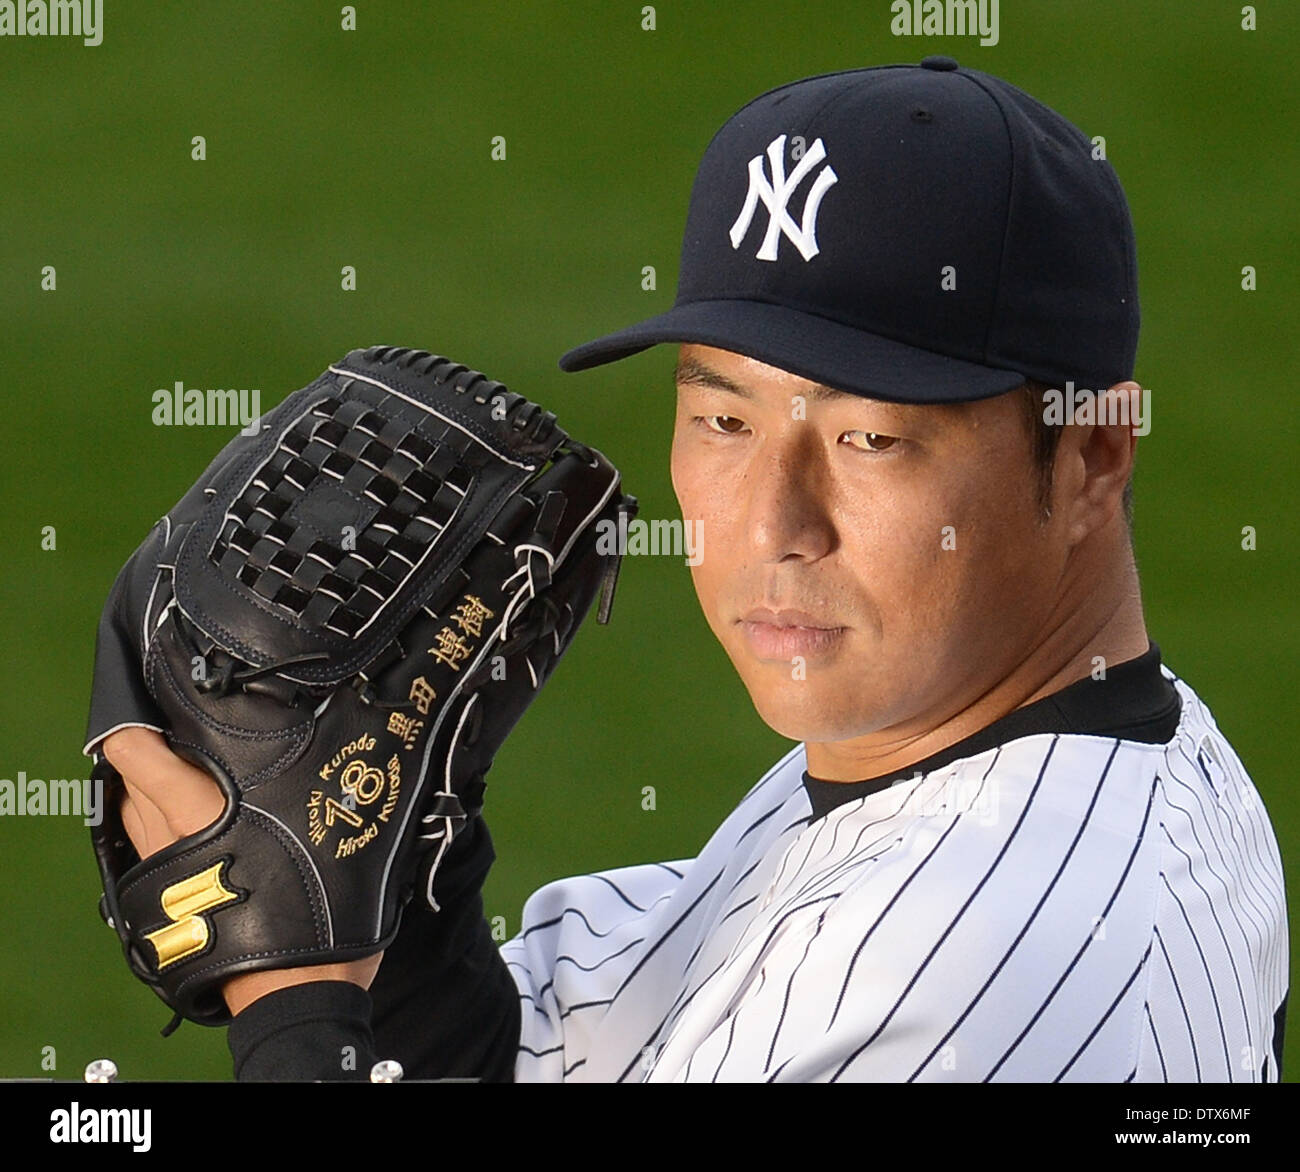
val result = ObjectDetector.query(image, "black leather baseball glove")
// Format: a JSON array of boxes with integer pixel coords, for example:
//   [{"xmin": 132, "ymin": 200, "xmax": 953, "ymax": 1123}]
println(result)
[{"xmin": 83, "ymin": 346, "xmax": 635, "ymax": 1030}]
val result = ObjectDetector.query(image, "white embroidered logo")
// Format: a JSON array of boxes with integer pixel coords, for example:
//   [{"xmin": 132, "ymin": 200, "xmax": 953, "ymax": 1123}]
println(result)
[{"xmin": 729, "ymin": 134, "xmax": 838, "ymax": 262}]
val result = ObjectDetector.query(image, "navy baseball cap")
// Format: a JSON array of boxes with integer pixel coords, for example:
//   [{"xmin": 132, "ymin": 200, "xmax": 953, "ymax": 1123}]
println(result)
[{"xmin": 558, "ymin": 57, "xmax": 1139, "ymax": 403}]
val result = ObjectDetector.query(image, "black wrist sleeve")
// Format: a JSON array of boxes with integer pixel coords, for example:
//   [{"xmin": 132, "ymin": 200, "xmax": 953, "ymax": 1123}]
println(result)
[
  {"xmin": 227, "ymin": 815, "xmax": 521, "ymax": 1082},
  {"xmin": 228, "ymin": 980, "xmax": 376, "ymax": 1081}
]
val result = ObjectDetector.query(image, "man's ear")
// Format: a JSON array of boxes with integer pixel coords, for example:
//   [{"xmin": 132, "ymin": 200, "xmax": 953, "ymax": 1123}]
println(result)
[{"xmin": 1056, "ymin": 381, "xmax": 1142, "ymax": 545}]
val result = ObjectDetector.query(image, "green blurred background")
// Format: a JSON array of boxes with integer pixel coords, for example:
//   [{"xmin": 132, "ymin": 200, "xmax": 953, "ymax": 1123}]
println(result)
[{"xmin": 0, "ymin": 1, "xmax": 1294, "ymax": 1081}]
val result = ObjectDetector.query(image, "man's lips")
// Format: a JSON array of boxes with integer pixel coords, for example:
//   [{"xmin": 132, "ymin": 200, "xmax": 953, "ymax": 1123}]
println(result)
[{"xmin": 737, "ymin": 607, "xmax": 848, "ymax": 660}]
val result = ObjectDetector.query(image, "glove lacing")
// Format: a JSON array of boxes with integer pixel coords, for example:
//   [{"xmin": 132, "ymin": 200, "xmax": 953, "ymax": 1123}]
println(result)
[
  {"xmin": 415, "ymin": 533, "xmax": 561, "ymax": 910},
  {"xmin": 170, "ymin": 607, "xmax": 332, "ymax": 705}
]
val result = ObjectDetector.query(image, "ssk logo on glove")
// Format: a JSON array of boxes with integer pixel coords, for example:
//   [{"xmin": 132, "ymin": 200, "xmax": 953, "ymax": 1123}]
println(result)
[{"xmin": 144, "ymin": 862, "xmax": 240, "ymax": 970}]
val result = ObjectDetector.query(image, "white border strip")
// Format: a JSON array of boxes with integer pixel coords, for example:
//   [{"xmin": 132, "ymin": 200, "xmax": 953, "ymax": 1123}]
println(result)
[{"xmin": 82, "ymin": 720, "xmax": 167, "ymax": 760}]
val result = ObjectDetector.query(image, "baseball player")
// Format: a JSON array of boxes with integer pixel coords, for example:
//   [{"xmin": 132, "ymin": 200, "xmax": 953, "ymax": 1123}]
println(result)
[{"xmin": 99, "ymin": 58, "xmax": 1287, "ymax": 1082}]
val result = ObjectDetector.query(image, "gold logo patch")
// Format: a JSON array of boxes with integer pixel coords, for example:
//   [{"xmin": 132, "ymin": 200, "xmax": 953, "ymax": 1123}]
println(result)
[{"xmin": 144, "ymin": 862, "xmax": 239, "ymax": 970}]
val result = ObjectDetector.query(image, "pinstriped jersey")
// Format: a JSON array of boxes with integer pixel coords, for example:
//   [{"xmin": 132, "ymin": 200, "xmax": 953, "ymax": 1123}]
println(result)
[{"xmin": 500, "ymin": 664, "xmax": 1288, "ymax": 1082}]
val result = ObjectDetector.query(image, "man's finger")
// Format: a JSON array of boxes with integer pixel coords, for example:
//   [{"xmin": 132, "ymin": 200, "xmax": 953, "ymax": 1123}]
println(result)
[
  {"xmin": 102, "ymin": 727, "xmax": 227, "ymax": 839},
  {"xmin": 119, "ymin": 788, "xmax": 173, "ymax": 859}
]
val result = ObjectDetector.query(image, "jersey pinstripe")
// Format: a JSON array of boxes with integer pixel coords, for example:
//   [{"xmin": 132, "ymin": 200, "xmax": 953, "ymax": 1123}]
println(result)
[{"xmin": 500, "ymin": 665, "xmax": 1288, "ymax": 1081}]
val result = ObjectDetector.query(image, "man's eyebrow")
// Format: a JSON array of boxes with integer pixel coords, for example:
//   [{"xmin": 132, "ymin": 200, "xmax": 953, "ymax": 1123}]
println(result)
[{"xmin": 672, "ymin": 356, "xmax": 859, "ymax": 402}]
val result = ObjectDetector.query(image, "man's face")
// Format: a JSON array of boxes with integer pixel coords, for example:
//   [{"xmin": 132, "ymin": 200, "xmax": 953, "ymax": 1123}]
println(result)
[{"xmin": 669, "ymin": 343, "xmax": 1064, "ymax": 746}]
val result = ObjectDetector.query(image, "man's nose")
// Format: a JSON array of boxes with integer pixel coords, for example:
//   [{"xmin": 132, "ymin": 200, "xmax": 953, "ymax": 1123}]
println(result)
[{"xmin": 744, "ymin": 430, "xmax": 837, "ymax": 564}]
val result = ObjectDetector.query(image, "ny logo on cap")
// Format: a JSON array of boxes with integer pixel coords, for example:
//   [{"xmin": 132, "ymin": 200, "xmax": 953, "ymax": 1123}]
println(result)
[{"xmin": 729, "ymin": 134, "xmax": 838, "ymax": 262}]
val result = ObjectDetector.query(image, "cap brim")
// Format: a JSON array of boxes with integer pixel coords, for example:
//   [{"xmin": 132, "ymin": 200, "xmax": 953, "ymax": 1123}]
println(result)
[{"xmin": 558, "ymin": 299, "xmax": 1027, "ymax": 404}]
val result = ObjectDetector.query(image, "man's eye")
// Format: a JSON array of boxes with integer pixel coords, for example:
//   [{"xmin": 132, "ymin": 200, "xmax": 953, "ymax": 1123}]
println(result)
[
  {"xmin": 700, "ymin": 415, "xmax": 747, "ymax": 434},
  {"xmin": 839, "ymin": 430, "xmax": 900, "ymax": 452}
]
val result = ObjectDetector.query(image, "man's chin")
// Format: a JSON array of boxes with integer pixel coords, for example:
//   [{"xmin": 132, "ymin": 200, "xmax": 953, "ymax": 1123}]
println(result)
[{"xmin": 744, "ymin": 684, "xmax": 878, "ymax": 745}]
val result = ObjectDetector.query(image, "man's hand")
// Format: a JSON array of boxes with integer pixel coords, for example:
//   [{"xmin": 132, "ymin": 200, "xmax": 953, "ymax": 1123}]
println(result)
[{"xmin": 101, "ymin": 728, "xmax": 383, "ymax": 1016}]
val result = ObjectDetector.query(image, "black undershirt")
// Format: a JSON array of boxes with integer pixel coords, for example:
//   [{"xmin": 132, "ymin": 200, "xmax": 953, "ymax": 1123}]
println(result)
[
  {"xmin": 227, "ymin": 641, "xmax": 1184, "ymax": 1081},
  {"xmin": 802, "ymin": 641, "xmax": 1181, "ymax": 821}
]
